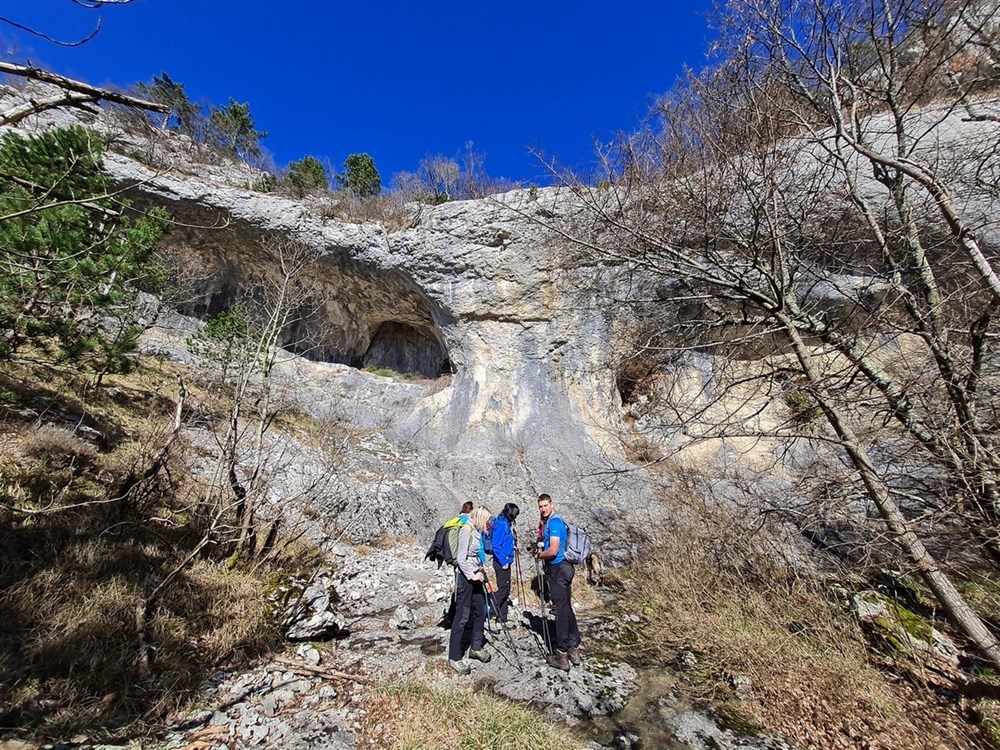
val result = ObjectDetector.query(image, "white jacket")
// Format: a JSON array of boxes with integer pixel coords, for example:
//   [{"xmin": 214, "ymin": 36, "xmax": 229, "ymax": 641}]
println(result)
[{"xmin": 456, "ymin": 523, "xmax": 483, "ymax": 581}]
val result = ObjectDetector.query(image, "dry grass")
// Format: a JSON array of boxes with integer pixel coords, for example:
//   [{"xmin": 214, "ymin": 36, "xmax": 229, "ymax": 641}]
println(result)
[
  {"xmin": 372, "ymin": 533, "xmax": 417, "ymax": 549},
  {"xmin": 568, "ymin": 568, "xmax": 604, "ymax": 611},
  {"xmin": 0, "ymin": 357, "xmax": 316, "ymax": 741},
  {"xmin": 362, "ymin": 679, "xmax": 587, "ymax": 750},
  {"xmin": 316, "ymin": 192, "xmax": 422, "ymax": 230},
  {"xmin": 19, "ymin": 424, "xmax": 99, "ymax": 466},
  {"xmin": 629, "ymin": 516, "xmax": 982, "ymax": 749}
]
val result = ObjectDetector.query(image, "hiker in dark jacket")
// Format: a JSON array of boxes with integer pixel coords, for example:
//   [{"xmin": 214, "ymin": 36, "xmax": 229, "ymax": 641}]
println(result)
[
  {"xmin": 448, "ymin": 505, "xmax": 493, "ymax": 675},
  {"xmin": 535, "ymin": 493, "xmax": 581, "ymax": 671},
  {"xmin": 490, "ymin": 503, "xmax": 519, "ymax": 627}
]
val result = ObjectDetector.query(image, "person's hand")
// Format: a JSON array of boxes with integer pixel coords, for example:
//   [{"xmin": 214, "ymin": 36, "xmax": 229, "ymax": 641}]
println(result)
[
  {"xmin": 472, "ymin": 571, "xmax": 484, "ymax": 582},
  {"xmin": 502, "ymin": 564, "xmax": 509, "ymax": 570},
  {"xmin": 487, "ymin": 581, "xmax": 496, "ymax": 593}
]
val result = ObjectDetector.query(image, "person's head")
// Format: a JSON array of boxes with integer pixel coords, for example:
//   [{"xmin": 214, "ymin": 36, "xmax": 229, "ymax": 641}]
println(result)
[
  {"xmin": 460, "ymin": 501, "xmax": 474, "ymax": 514},
  {"xmin": 537, "ymin": 493, "xmax": 554, "ymax": 520},
  {"xmin": 501, "ymin": 502, "xmax": 520, "ymax": 524},
  {"xmin": 469, "ymin": 506, "xmax": 492, "ymax": 532}
]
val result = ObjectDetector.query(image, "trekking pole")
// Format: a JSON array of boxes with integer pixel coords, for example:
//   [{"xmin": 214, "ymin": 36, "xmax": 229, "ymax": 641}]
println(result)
[
  {"xmin": 513, "ymin": 553, "xmax": 525, "ymax": 619},
  {"xmin": 535, "ymin": 556, "xmax": 553, "ymax": 655},
  {"xmin": 482, "ymin": 575, "xmax": 495, "ymax": 638},
  {"xmin": 487, "ymin": 587, "xmax": 523, "ymax": 672},
  {"xmin": 474, "ymin": 576, "xmax": 523, "ymax": 669},
  {"xmin": 513, "ymin": 530, "xmax": 528, "ymax": 610}
]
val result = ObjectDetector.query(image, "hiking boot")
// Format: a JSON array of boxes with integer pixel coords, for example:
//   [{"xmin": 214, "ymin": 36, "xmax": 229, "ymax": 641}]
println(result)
[
  {"xmin": 468, "ymin": 648, "xmax": 492, "ymax": 663},
  {"xmin": 448, "ymin": 659, "xmax": 471, "ymax": 675},
  {"xmin": 567, "ymin": 647, "xmax": 583, "ymax": 666},
  {"xmin": 545, "ymin": 651, "xmax": 571, "ymax": 671}
]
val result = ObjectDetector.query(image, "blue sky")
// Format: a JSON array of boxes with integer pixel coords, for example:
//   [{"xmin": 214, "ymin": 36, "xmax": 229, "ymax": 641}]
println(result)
[{"xmin": 2, "ymin": 0, "xmax": 715, "ymax": 186}]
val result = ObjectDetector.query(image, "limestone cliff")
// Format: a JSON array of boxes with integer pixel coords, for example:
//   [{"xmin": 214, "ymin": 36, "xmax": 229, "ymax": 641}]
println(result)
[{"xmin": 96, "ymin": 142, "xmax": 650, "ymax": 544}]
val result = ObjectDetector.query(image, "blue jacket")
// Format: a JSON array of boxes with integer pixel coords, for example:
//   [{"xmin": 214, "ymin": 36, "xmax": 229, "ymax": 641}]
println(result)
[
  {"xmin": 542, "ymin": 515, "xmax": 568, "ymax": 565},
  {"xmin": 491, "ymin": 515, "xmax": 515, "ymax": 567}
]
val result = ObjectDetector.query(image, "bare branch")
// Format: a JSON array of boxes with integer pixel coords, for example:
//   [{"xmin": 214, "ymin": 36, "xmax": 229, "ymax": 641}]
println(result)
[
  {"xmin": 0, "ymin": 62, "xmax": 168, "ymax": 121},
  {"xmin": 0, "ymin": 15, "xmax": 100, "ymax": 47}
]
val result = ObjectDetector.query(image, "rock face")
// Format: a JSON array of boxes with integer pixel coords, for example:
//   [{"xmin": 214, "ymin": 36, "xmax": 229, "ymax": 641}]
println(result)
[{"xmin": 103, "ymin": 145, "xmax": 650, "ymax": 543}]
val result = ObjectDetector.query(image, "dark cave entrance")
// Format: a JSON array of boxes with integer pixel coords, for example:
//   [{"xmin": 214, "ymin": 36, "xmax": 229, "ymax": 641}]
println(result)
[{"xmin": 361, "ymin": 321, "xmax": 451, "ymax": 378}]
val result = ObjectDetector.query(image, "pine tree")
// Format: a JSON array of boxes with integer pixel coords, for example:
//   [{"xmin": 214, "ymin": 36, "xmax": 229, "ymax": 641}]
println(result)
[
  {"xmin": 285, "ymin": 155, "xmax": 330, "ymax": 197},
  {"xmin": 0, "ymin": 126, "xmax": 168, "ymax": 369},
  {"xmin": 337, "ymin": 153, "xmax": 381, "ymax": 197}
]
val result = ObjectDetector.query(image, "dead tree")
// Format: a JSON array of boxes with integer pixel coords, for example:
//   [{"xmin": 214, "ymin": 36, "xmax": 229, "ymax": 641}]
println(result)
[{"xmin": 187, "ymin": 238, "xmax": 338, "ymax": 562}]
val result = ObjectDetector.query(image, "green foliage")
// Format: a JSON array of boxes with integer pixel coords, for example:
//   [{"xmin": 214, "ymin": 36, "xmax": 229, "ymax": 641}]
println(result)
[
  {"xmin": 208, "ymin": 99, "xmax": 267, "ymax": 159},
  {"xmin": 136, "ymin": 73, "xmax": 270, "ymax": 168},
  {"xmin": 784, "ymin": 388, "xmax": 821, "ymax": 426},
  {"xmin": 284, "ymin": 155, "xmax": 330, "ymax": 197},
  {"xmin": 337, "ymin": 152, "xmax": 381, "ymax": 197},
  {"xmin": 186, "ymin": 305, "xmax": 258, "ymax": 380},
  {"xmin": 246, "ymin": 172, "xmax": 278, "ymax": 193},
  {"xmin": 138, "ymin": 71, "xmax": 201, "ymax": 137},
  {"xmin": 0, "ymin": 126, "xmax": 168, "ymax": 369}
]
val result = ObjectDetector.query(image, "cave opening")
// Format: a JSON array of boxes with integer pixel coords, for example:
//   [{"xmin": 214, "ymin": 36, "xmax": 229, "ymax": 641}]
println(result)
[
  {"xmin": 361, "ymin": 321, "xmax": 451, "ymax": 378},
  {"xmin": 154, "ymin": 222, "xmax": 454, "ymax": 380}
]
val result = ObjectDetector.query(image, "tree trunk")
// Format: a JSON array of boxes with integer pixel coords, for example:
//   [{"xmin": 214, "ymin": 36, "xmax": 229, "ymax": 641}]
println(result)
[{"xmin": 778, "ymin": 311, "xmax": 1000, "ymax": 669}]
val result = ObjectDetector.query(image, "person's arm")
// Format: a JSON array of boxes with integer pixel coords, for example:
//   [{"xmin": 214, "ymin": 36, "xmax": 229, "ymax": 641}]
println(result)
[{"xmin": 537, "ymin": 536, "xmax": 560, "ymax": 561}]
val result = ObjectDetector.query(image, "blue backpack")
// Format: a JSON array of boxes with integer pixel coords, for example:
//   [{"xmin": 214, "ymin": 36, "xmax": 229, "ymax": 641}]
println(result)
[{"xmin": 483, "ymin": 518, "xmax": 494, "ymax": 556}]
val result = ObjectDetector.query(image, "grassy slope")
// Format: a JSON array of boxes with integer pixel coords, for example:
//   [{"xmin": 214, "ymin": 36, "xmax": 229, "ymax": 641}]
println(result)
[
  {"xmin": 0, "ymin": 356, "xmax": 306, "ymax": 739},
  {"xmin": 623, "ymin": 502, "xmax": 997, "ymax": 749}
]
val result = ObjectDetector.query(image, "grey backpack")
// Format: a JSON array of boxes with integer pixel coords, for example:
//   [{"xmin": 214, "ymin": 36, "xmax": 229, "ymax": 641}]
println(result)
[{"xmin": 564, "ymin": 523, "xmax": 592, "ymax": 565}]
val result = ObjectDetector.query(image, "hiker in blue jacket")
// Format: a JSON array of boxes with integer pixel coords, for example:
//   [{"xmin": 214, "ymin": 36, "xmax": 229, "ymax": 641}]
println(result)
[
  {"xmin": 448, "ymin": 505, "xmax": 493, "ymax": 675},
  {"xmin": 490, "ymin": 503, "xmax": 519, "ymax": 628},
  {"xmin": 535, "ymin": 493, "xmax": 581, "ymax": 671}
]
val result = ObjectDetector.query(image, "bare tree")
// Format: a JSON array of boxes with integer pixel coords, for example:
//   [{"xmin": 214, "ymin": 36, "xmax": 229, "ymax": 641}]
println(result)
[
  {"xmin": 187, "ymin": 238, "xmax": 339, "ymax": 561},
  {"xmin": 393, "ymin": 142, "xmax": 518, "ymax": 203},
  {"xmin": 549, "ymin": 0, "xmax": 1000, "ymax": 668}
]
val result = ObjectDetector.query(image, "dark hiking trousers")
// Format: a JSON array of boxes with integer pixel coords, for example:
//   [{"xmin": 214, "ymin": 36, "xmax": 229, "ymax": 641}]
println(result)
[
  {"xmin": 492, "ymin": 557, "xmax": 512, "ymax": 622},
  {"xmin": 449, "ymin": 572, "xmax": 486, "ymax": 661},
  {"xmin": 545, "ymin": 560, "xmax": 580, "ymax": 653}
]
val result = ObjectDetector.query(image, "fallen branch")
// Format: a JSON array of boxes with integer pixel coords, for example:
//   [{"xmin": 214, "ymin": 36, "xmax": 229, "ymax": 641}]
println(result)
[
  {"xmin": 0, "ymin": 61, "xmax": 167, "ymax": 126},
  {"xmin": 273, "ymin": 655, "xmax": 372, "ymax": 685}
]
